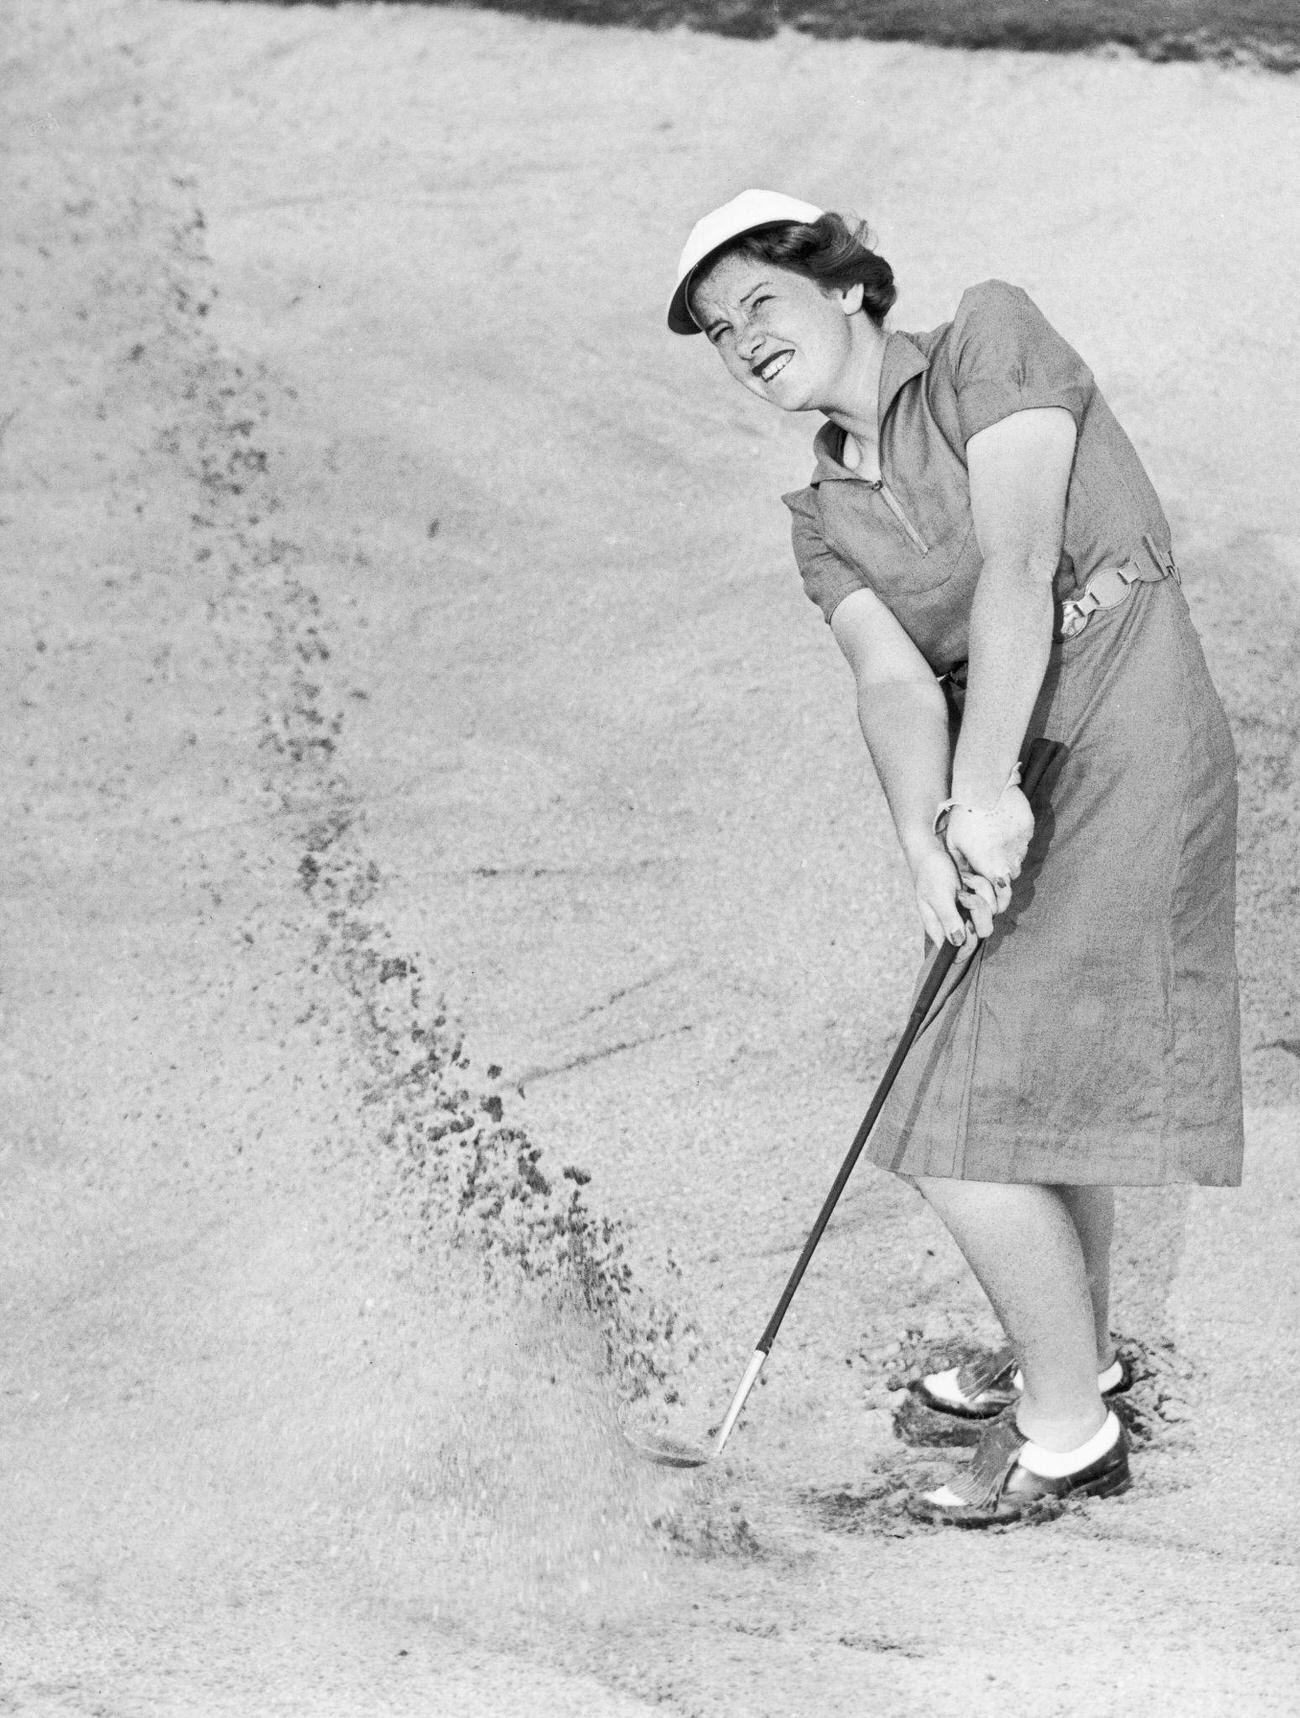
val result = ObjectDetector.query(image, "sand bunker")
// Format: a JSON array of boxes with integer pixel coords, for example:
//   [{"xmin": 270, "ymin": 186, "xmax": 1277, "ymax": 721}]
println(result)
[{"xmin": 3, "ymin": 2, "xmax": 1299, "ymax": 1712}]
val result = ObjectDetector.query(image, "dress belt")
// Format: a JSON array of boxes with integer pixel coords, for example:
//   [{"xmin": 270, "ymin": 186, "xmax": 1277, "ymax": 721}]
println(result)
[
  {"xmin": 1059, "ymin": 533, "xmax": 1179, "ymax": 639},
  {"xmin": 938, "ymin": 534, "xmax": 1180, "ymax": 706}
]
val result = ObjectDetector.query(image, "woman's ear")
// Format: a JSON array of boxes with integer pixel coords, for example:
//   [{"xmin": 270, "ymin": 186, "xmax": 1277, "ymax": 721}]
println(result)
[{"xmin": 835, "ymin": 281, "xmax": 865, "ymax": 317}]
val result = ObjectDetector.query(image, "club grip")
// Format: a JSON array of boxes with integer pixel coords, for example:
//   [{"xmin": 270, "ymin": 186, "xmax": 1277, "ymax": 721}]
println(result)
[
  {"xmin": 915, "ymin": 734, "xmax": 1064, "ymax": 1015},
  {"xmin": 1019, "ymin": 734, "xmax": 1064, "ymax": 802}
]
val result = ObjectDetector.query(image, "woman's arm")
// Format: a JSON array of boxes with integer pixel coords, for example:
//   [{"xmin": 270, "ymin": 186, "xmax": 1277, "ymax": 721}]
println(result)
[
  {"xmin": 953, "ymin": 406, "xmax": 1076, "ymax": 809},
  {"xmin": 831, "ymin": 588, "xmax": 977, "ymax": 952},
  {"xmin": 938, "ymin": 407, "xmax": 1077, "ymax": 896}
]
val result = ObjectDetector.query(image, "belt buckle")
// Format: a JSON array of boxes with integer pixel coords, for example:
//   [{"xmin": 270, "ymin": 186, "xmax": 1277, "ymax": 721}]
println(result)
[
  {"xmin": 1060, "ymin": 602, "xmax": 1090, "ymax": 639},
  {"xmin": 1087, "ymin": 565, "xmax": 1135, "ymax": 610},
  {"xmin": 1061, "ymin": 563, "xmax": 1137, "ymax": 638}
]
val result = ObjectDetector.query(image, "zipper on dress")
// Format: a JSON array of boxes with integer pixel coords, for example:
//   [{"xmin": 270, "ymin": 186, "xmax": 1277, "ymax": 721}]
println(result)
[{"xmin": 871, "ymin": 479, "xmax": 930, "ymax": 554}]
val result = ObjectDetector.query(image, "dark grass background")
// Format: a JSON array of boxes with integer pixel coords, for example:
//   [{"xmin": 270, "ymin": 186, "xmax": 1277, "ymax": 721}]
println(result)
[{"xmin": 209, "ymin": 1, "xmax": 1300, "ymax": 70}]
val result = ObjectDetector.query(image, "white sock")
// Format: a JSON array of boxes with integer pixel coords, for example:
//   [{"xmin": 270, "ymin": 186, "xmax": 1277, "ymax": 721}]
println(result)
[
  {"xmin": 1097, "ymin": 1357, "xmax": 1124, "ymax": 1393},
  {"xmin": 1018, "ymin": 1411, "xmax": 1120, "ymax": 1479}
]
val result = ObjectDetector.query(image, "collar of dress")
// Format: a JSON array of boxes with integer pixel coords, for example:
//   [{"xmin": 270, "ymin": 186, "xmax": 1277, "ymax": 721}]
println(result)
[{"xmin": 807, "ymin": 331, "xmax": 929, "ymax": 485}]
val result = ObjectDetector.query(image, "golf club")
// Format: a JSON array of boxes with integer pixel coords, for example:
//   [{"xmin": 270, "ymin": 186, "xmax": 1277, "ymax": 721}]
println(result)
[{"xmin": 625, "ymin": 736, "xmax": 1065, "ymax": 1468}]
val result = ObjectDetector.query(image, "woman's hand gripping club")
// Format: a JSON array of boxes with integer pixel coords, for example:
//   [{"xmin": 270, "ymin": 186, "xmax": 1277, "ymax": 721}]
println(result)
[{"xmin": 920, "ymin": 769, "xmax": 1036, "ymax": 957}]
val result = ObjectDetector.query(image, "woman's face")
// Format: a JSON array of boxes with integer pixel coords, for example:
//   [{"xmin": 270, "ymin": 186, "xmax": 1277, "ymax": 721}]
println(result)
[{"xmin": 689, "ymin": 251, "xmax": 862, "ymax": 411}]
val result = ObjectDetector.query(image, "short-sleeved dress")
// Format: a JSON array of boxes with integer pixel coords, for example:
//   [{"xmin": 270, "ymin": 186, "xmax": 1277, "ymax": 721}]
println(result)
[{"xmin": 783, "ymin": 281, "xmax": 1243, "ymax": 1187}]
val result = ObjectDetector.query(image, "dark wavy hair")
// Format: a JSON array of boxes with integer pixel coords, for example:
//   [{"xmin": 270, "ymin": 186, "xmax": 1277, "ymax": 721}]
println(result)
[{"xmin": 688, "ymin": 212, "xmax": 896, "ymax": 329}]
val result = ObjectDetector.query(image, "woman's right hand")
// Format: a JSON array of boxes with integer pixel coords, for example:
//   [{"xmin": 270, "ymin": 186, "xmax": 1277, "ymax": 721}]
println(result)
[
  {"xmin": 942, "ymin": 784, "xmax": 1034, "ymax": 903},
  {"xmin": 911, "ymin": 843, "xmax": 999, "ymax": 962}
]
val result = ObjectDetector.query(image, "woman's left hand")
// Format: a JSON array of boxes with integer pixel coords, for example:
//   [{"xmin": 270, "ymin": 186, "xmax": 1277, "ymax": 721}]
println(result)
[{"xmin": 943, "ymin": 783, "xmax": 1035, "ymax": 913}]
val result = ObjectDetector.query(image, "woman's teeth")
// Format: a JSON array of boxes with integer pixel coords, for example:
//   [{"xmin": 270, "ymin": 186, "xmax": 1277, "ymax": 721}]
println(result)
[{"xmin": 756, "ymin": 350, "xmax": 792, "ymax": 381}]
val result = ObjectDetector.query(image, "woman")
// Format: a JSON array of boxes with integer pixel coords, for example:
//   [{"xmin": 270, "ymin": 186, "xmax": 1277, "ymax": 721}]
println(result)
[{"xmin": 667, "ymin": 189, "xmax": 1243, "ymax": 1526}]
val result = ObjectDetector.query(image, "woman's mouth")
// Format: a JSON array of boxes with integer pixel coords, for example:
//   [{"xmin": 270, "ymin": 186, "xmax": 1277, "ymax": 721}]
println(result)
[{"xmin": 753, "ymin": 349, "xmax": 793, "ymax": 383}]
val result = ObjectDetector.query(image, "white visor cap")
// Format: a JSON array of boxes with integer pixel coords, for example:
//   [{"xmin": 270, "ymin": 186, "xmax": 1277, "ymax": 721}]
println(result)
[{"xmin": 667, "ymin": 188, "xmax": 825, "ymax": 336}]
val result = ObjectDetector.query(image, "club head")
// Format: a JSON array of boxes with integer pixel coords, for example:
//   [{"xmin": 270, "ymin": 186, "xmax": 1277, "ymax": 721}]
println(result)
[{"xmin": 622, "ymin": 1427, "xmax": 711, "ymax": 1469}]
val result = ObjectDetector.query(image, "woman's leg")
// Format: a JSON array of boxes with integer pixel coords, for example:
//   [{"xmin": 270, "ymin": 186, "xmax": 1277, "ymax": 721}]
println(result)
[
  {"xmin": 915, "ymin": 1176, "xmax": 1106, "ymax": 1452},
  {"xmin": 1056, "ymin": 1183, "xmax": 1116, "ymax": 1370}
]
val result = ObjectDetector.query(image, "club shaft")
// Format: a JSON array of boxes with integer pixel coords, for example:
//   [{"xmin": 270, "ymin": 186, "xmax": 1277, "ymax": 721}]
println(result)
[{"xmin": 751, "ymin": 737, "xmax": 1063, "ymax": 1359}]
